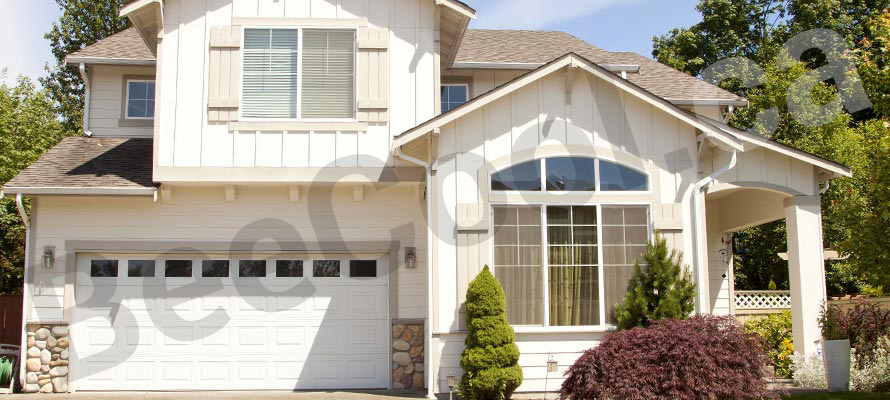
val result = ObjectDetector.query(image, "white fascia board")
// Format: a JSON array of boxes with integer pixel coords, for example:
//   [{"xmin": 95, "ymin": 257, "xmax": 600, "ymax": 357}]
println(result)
[
  {"xmin": 65, "ymin": 57, "xmax": 157, "ymax": 66},
  {"xmin": 397, "ymin": 53, "xmax": 744, "ymax": 151},
  {"xmin": 695, "ymin": 114, "xmax": 852, "ymax": 178},
  {"xmin": 667, "ymin": 98, "xmax": 750, "ymax": 107},
  {"xmin": 2, "ymin": 187, "xmax": 156, "ymax": 196},
  {"xmin": 435, "ymin": 0, "xmax": 477, "ymax": 19},
  {"xmin": 119, "ymin": 0, "xmax": 162, "ymax": 18}
]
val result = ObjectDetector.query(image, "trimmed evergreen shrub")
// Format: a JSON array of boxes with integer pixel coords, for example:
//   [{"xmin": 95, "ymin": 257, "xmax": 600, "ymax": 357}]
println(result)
[
  {"xmin": 560, "ymin": 316, "xmax": 774, "ymax": 400},
  {"xmin": 459, "ymin": 266, "xmax": 522, "ymax": 400},
  {"xmin": 614, "ymin": 232, "xmax": 696, "ymax": 330}
]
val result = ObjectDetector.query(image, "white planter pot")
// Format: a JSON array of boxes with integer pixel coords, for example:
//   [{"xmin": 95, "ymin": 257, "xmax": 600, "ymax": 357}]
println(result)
[{"xmin": 823, "ymin": 339, "xmax": 851, "ymax": 392}]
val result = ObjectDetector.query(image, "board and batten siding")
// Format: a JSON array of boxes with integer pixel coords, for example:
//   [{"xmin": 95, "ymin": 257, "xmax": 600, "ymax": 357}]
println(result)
[
  {"xmin": 429, "ymin": 67, "xmax": 704, "ymax": 393},
  {"xmin": 26, "ymin": 185, "xmax": 428, "ymax": 322},
  {"xmin": 158, "ymin": 0, "xmax": 436, "ymax": 170},
  {"xmin": 87, "ymin": 65, "xmax": 156, "ymax": 138}
]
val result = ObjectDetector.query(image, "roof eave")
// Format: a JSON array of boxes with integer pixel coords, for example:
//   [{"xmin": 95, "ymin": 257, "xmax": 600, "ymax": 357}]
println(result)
[
  {"xmin": 695, "ymin": 114, "xmax": 852, "ymax": 178},
  {"xmin": 667, "ymin": 98, "xmax": 750, "ymax": 107},
  {"xmin": 435, "ymin": 0, "xmax": 477, "ymax": 20},
  {"xmin": 65, "ymin": 56, "xmax": 157, "ymax": 66},
  {"xmin": 2, "ymin": 187, "xmax": 157, "ymax": 196},
  {"xmin": 396, "ymin": 53, "xmax": 744, "ymax": 151}
]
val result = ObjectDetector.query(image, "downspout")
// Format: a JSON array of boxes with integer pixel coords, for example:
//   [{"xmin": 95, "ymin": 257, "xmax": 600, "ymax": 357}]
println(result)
[
  {"xmin": 393, "ymin": 145, "xmax": 434, "ymax": 400},
  {"xmin": 78, "ymin": 64, "xmax": 92, "ymax": 137},
  {"xmin": 15, "ymin": 194, "xmax": 30, "ymax": 388},
  {"xmin": 691, "ymin": 150, "xmax": 737, "ymax": 315}
]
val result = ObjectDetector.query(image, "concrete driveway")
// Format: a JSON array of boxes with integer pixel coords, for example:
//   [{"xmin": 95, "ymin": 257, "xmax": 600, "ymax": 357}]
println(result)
[{"xmin": 11, "ymin": 391, "xmax": 427, "ymax": 399}]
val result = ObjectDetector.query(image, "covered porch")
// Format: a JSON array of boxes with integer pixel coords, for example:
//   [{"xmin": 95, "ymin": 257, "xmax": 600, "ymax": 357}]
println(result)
[{"xmin": 703, "ymin": 182, "xmax": 828, "ymax": 356}]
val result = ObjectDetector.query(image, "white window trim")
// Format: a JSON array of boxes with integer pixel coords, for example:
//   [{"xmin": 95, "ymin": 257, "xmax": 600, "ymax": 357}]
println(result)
[
  {"xmin": 489, "ymin": 157, "xmax": 651, "ymax": 195},
  {"xmin": 124, "ymin": 79, "xmax": 156, "ymax": 120},
  {"xmin": 441, "ymin": 83, "xmax": 469, "ymax": 112},
  {"xmin": 489, "ymin": 201, "xmax": 654, "ymax": 332},
  {"xmin": 238, "ymin": 25, "xmax": 359, "ymax": 123}
]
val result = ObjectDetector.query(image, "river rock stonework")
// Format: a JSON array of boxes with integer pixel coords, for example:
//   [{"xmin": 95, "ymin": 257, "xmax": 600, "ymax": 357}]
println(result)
[
  {"xmin": 391, "ymin": 319, "xmax": 424, "ymax": 390},
  {"xmin": 24, "ymin": 322, "xmax": 69, "ymax": 393}
]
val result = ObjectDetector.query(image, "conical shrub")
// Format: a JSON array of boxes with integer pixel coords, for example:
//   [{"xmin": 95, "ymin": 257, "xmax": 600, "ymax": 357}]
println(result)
[{"xmin": 459, "ymin": 266, "xmax": 522, "ymax": 400}]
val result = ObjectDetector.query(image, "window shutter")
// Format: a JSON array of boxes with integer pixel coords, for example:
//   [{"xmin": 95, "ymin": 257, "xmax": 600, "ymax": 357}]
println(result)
[
  {"xmin": 357, "ymin": 27, "xmax": 389, "ymax": 123},
  {"xmin": 302, "ymin": 30, "xmax": 356, "ymax": 119},
  {"xmin": 208, "ymin": 26, "xmax": 242, "ymax": 122}
]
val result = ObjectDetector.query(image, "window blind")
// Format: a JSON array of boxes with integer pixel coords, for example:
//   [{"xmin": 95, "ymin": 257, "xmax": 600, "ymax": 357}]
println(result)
[
  {"xmin": 242, "ymin": 28, "xmax": 299, "ymax": 119},
  {"xmin": 302, "ymin": 30, "xmax": 356, "ymax": 119}
]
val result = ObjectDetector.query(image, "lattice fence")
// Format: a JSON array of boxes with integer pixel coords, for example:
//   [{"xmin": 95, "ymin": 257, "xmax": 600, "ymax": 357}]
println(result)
[{"xmin": 734, "ymin": 291, "xmax": 792, "ymax": 310}]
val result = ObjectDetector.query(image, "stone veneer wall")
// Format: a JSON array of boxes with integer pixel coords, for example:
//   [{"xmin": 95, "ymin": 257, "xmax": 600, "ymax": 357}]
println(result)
[
  {"xmin": 24, "ymin": 322, "xmax": 69, "ymax": 393},
  {"xmin": 391, "ymin": 319, "xmax": 424, "ymax": 390}
]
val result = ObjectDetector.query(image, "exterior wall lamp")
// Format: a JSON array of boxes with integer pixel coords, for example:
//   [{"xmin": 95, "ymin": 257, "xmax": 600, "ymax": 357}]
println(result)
[
  {"xmin": 42, "ymin": 246, "xmax": 55, "ymax": 269},
  {"xmin": 405, "ymin": 247, "xmax": 417, "ymax": 269}
]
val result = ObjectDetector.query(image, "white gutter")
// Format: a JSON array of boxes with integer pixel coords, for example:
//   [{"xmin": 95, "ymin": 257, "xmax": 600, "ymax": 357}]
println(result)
[
  {"xmin": 15, "ymin": 194, "xmax": 30, "ymax": 388},
  {"xmin": 393, "ymin": 146, "xmax": 434, "ymax": 400},
  {"xmin": 691, "ymin": 150, "xmax": 737, "ymax": 315},
  {"xmin": 78, "ymin": 64, "xmax": 92, "ymax": 137}
]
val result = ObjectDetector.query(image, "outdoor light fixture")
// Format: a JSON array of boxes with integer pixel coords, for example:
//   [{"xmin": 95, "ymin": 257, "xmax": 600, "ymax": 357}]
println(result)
[
  {"xmin": 42, "ymin": 246, "xmax": 55, "ymax": 269},
  {"xmin": 447, "ymin": 374, "xmax": 457, "ymax": 400},
  {"xmin": 405, "ymin": 247, "xmax": 417, "ymax": 269}
]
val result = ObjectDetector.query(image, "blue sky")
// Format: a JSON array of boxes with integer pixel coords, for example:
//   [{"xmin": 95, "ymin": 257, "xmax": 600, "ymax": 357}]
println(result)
[{"xmin": 0, "ymin": 0, "xmax": 703, "ymax": 85}]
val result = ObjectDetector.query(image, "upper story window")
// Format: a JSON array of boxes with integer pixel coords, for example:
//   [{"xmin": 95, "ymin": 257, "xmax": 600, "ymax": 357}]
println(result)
[
  {"xmin": 242, "ymin": 28, "xmax": 355, "ymax": 120},
  {"xmin": 441, "ymin": 84, "xmax": 468, "ymax": 113},
  {"xmin": 125, "ymin": 80, "xmax": 155, "ymax": 119},
  {"xmin": 491, "ymin": 157, "xmax": 649, "ymax": 192}
]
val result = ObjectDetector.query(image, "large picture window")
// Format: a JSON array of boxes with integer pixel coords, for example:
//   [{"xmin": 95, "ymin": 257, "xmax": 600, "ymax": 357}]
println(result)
[
  {"xmin": 242, "ymin": 27, "xmax": 355, "ymax": 120},
  {"xmin": 493, "ymin": 204, "xmax": 650, "ymax": 327}
]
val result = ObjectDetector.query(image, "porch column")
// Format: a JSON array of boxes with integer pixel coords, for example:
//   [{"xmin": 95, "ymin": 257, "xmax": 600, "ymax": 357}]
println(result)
[{"xmin": 784, "ymin": 195, "xmax": 827, "ymax": 356}]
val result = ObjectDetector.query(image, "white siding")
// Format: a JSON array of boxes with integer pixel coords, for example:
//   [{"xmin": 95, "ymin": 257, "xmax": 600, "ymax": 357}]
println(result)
[
  {"xmin": 28, "ymin": 185, "xmax": 428, "ymax": 323},
  {"xmin": 430, "ymin": 67, "xmax": 703, "ymax": 393},
  {"xmin": 87, "ymin": 65, "xmax": 156, "ymax": 138},
  {"xmin": 158, "ymin": 0, "xmax": 436, "ymax": 170}
]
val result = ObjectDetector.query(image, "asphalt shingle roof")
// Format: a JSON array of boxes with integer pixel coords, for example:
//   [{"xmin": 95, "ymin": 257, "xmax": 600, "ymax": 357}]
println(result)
[
  {"xmin": 66, "ymin": 27, "xmax": 155, "ymax": 63},
  {"xmin": 4, "ymin": 137, "xmax": 155, "ymax": 190},
  {"xmin": 454, "ymin": 29, "xmax": 743, "ymax": 102}
]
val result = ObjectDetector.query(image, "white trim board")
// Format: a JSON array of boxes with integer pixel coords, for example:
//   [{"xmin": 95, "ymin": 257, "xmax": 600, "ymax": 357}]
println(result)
[{"xmin": 393, "ymin": 53, "xmax": 745, "ymax": 151}]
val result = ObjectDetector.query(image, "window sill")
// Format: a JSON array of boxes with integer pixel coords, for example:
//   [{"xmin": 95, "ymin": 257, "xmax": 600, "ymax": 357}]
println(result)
[
  {"xmin": 228, "ymin": 121, "xmax": 368, "ymax": 132},
  {"xmin": 118, "ymin": 118, "xmax": 154, "ymax": 128}
]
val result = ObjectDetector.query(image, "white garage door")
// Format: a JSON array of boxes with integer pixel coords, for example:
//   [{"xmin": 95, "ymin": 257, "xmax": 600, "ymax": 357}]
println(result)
[{"xmin": 72, "ymin": 253, "xmax": 390, "ymax": 391}]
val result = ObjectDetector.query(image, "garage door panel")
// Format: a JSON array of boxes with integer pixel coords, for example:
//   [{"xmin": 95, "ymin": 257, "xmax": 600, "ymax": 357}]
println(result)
[{"xmin": 73, "ymin": 254, "xmax": 391, "ymax": 391}]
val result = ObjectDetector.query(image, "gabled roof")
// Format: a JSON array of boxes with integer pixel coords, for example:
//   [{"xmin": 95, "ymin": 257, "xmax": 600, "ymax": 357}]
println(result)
[
  {"xmin": 693, "ymin": 115, "xmax": 852, "ymax": 178},
  {"xmin": 65, "ymin": 28, "xmax": 156, "ymax": 66},
  {"xmin": 395, "ymin": 53, "xmax": 745, "ymax": 150},
  {"xmin": 2, "ymin": 137, "xmax": 155, "ymax": 196},
  {"xmin": 453, "ymin": 30, "xmax": 746, "ymax": 105}
]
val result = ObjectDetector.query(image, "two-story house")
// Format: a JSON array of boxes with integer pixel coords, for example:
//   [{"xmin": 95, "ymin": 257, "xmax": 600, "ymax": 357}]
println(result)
[{"xmin": 5, "ymin": 0, "xmax": 849, "ymax": 396}]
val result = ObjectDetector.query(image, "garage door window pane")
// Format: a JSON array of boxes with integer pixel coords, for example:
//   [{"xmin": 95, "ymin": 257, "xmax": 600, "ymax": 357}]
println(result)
[
  {"xmin": 276, "ymin": 260, "xmax": 303, "ymax": 277},
  {"xmin": 91, "ymin": 260, "xmax": 118, "ymax": 277},
  {"xmin": 165, "ymin": 260, "xmax": 192, "ymax": 277},
  {"xmin": 202, "ymin": 260, "xmax": 230, "ymax": 277},
  {"xmin": 313, "ymin": 260, "xmax": 340, "ymax": 277},
  {"xmin": 239, "ymin": 260, "xmax": 267, "ymax": 277},
  {"xmin": 350, "ymin": 260, "xmax": 376, "ymax": 278},
  {"xmin": 128, "ymin": 260, "xmax": 155, "ymax": 277}
]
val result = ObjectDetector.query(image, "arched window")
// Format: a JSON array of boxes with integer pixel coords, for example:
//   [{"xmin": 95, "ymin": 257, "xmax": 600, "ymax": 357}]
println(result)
[
  {"xmin": 491, "ymin": 157, "xmax": 648, "ymax": 192},
  {"xmin": 598, "ymin": 160, "xmax": 648, "ymax": 191},
  {"xmin": 491, "ymin": 159, "xmax": 541, "ymax": 191}
]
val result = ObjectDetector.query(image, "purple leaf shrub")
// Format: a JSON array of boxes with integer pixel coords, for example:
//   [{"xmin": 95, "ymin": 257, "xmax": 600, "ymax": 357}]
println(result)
[{"xmin": 559, "ymin": 316, "xmax": 774, "ymax": 400}]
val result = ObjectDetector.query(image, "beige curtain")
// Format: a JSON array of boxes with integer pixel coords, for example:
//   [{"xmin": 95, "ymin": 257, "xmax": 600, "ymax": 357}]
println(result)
[{"xmin": 494, "ymin": 206, "xmax": 544, "ymax": 325}]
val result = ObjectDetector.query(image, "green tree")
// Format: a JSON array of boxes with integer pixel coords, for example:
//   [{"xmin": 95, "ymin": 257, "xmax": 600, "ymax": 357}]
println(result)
[
  {"xmin": 653, "ymin": 0, "xmax": 890, "ymax": 291},
  {"xmin": 615, "ymin": 233, "xmax": 696, "ymax": 330},
  {"xmin": 41, "ymin": 0, "xmax": 130, "ymax": 134},
  {"xmin": 0, "ymin": 74, "xmax": 65, "ymax": 294},
  {"xmin": 459, "ymin": 266, "xmax": 522, "ymax": 400}
]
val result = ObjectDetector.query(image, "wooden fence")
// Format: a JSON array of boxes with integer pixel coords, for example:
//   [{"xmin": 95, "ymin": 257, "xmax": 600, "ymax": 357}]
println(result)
[{"xmin": 0, "ymin": 295, "xmax": 22, "ymax": 346}]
